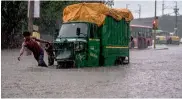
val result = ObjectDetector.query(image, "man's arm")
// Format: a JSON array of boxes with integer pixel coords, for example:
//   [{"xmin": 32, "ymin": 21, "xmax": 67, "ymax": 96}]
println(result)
[
  {"xmin": 32, "ymin": 37, "xmax": 49, "ymax": 44},
  {"xmin": 18, "ymin": 43, "xmax": 25, "ymax": 61}
]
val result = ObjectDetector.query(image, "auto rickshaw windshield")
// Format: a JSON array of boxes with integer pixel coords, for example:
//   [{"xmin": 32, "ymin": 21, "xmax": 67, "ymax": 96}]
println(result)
[{"xmin": 58, "ymin": 23, "xmax": 88, "ymax": 38}]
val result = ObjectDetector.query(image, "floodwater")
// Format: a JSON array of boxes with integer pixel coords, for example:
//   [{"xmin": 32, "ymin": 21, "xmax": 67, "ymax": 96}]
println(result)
[{"xmin": 1, "ymin": 45, "xmax": 182, "ymax": 98}]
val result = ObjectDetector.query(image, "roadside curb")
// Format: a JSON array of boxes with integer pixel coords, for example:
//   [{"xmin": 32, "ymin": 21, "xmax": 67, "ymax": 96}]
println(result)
[{"xmin": 154, "ymin": 48, "xmax": 169, "ymax": 50}]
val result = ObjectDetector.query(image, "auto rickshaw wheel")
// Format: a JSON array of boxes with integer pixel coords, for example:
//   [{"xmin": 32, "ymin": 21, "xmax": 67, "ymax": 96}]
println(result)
[
  {"xmin": 115, "ymin": 57, "xmax": 125, "ymax": 65},
  {"xmin": 57, "ymin": 61, "xmax": 74, "ymax": 69}
]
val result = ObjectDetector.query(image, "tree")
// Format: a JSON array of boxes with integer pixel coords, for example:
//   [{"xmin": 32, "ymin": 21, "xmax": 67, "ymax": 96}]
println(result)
[
  {"xmin": 38, "ymin": 1, "xmax": 106, "ymax": 37},
  {"xmin": 1, "ymin": 1, "xmax": 109, "ymax": 49},
  {"xmin": 1, "ymin": 1, "xmax": 27, "ymax": 49}
]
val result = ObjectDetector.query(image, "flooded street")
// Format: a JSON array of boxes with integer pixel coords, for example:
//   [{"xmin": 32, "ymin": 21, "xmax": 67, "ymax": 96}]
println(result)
[{"xmin": 2, "ymin": 45, "xmax": 182, "ymax": 98}]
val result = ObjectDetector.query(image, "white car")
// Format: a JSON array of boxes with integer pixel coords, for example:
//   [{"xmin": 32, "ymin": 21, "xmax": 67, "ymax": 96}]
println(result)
[{"xmin": 180, "ymin": 38, "xmax": 182, "ymax": 44}]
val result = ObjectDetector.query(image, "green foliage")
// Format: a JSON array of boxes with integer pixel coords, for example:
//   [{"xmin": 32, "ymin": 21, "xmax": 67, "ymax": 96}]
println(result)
[
  {"xmin": 1, "ymin": 1, "xmax": 106, "ymax": 48},
  {"xmin": 39, "ymin": 1, "xmax": 87, "ymax": 35},
  {"xmin": 1, "ymin": 1, "xmax": 28, "ymax": 49},
  {"xmin": 38, "ymin": 1, "xmax": 105, "ymax": 37}
]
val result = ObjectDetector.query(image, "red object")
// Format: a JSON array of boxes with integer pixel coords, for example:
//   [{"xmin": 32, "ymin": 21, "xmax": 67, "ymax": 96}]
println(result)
[
  {"xmin": 24, "ymin": 39, "xmax": 42, "ymax": 58},
  {"xmin": 130, "ymin": 25, "xmax": 153, "ymax": 49},
  {"xmin": 153, "ymin": 20, "xmax": 156, "ymax": 24}
]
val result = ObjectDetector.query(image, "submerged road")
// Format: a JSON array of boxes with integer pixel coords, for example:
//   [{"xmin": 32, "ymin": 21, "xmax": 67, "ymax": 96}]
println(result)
[{"xmin": 1, "ymin": 45, "xmax": 182, "ymax": 98}]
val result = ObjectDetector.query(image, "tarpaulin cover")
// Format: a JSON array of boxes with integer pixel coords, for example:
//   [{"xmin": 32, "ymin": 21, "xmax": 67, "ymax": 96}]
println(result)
[
  {"xmin": 113, "ymin": 8, "xmax": 134, "ymax": 21},
  {"xmin": 63, "ymin": 3, "xmax": 133, "ymax": 26}
]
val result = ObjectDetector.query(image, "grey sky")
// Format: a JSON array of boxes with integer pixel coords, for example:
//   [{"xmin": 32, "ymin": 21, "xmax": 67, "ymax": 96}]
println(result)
[{"xmin": 113, "ymin": 1, "xmax": 182, "ymax": 18}]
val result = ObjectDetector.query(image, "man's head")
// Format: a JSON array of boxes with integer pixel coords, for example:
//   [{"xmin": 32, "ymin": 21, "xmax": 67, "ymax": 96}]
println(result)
[{"xmin": 23, "ymin": 31, "xmax": 31, "ymax": 39}]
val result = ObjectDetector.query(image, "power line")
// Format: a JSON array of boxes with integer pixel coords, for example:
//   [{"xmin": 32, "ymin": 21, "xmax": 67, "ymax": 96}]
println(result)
[
  {"xmin": 161, "ymin": 1, "xmax": 180, "ymax": 36},
  {"xmin": 162, "ymin": 0, "xmax": 174, "ymax": 16},
  {"xmin": 126, "ymin": 4, "xmax": 141, "ymax": 19}
]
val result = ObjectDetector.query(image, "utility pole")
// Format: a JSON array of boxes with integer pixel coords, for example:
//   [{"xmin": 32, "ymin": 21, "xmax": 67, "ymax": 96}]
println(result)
[
  {"xmin": 127, "ymin": 4, "xmax": 141, "ymax": 19},
  {"xmin": 138, "ymin": 4, "xmax": 141, "ymax": 19},
  {"xmin": 162, "ymin": 0, "xmax": 164, "ymax": 16},
  {"xmin": 28, "ymin": 1, "xmax": 34, "ymax": 33},
  {"xmin": 161, "ymin": 1, "xmax": 175, "ymax": 16},
  {"xmin": 105, "ymin": 0, "xmax": 114, "ymax": 8},
  {"xmin": 126, "ymin": 4, "xmax": 130, "ymax": 9},
  {"xmin": 134, "ymin": 4, "xmax": 141, "ymax": 19},
  {"xmin": 174, "ymin": 1, "xmax": 179, "ymax": 36},
  {"xmin": 154, "ymin": 0, "xmax": 157, "ymax": 49},
  {"xmin": 26, "ymin": 1, "xmax": 34, "ymax": 56}
]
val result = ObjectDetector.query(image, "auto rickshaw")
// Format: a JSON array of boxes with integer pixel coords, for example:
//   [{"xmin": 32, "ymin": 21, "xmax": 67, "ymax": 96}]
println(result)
[
  {"xmin": 167, "ymin": 36, "xmax": 180, "ymax": 45},
  {"xmin": 156, "ymin": 36, "xmax": 167, "ymax": 44}
]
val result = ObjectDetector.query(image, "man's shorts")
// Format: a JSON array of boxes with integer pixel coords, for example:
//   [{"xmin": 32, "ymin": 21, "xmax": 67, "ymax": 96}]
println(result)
[{"xmin": 35, "ymin": 49, "xmax": 47, "ymax": 67}]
